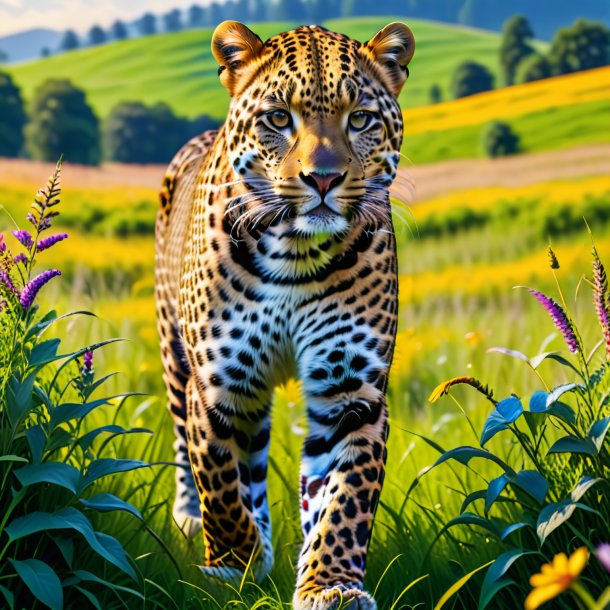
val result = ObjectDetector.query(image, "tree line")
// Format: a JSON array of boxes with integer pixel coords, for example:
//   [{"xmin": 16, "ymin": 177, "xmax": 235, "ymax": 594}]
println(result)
[{"xmin": 0, "ymin": 75, "xmax": 219, "ymax": 165}]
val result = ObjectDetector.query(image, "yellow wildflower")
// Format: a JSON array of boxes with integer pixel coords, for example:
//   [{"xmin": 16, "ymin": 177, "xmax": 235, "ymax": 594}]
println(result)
[
  {"xmin": 525, "ymin": 547, "xmax": 589, "ymax": 610},
  {"xmin": 428, "ymin": 376, "xmax": 495, "ymax": 404}
]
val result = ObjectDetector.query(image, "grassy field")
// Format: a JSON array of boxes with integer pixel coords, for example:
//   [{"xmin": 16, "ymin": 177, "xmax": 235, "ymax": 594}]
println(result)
[
  {"xmin": 1, "ymin": 149, "xmax": 608, "ymax": 607},
  {"xmin": 8, "ymin": 18, "xmax": 511, "ymax": 121}
]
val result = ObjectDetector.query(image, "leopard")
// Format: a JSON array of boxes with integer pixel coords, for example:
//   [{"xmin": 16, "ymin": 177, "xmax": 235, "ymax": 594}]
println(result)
[{"xmin": 155, "ymin": 19, "xmax": 415, "ymax": 610}]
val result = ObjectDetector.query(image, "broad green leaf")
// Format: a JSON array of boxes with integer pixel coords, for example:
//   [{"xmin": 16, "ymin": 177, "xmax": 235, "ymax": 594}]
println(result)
[
  {"xmin": 70, "ymin": 570, "xmax": 145, "ymax": 600},
  {"xmin": 435, "ymin": 446, "xmax": 514, "ymax": 473},
  {"xmin": 50, "ymin": 397, "xmax": 112, "ymax": 428},
  {"xmin": 0, "ymin": 584, "xmax": 14, "ymax": 609},
  {"xmin": 485, "ymin": 475, "xmax": 509, "ymax": 513},
  {"xmin": 545, "ymin": 354, "xmax": 584, "ymax": 378},
  {"xmin": 51, "ymin": 532, "xmax": 74, "ymax": 567},
  {"xmin": 546, "ymin": 383, "xmax": 580, "ymax": 405},
  {"xmin": 80, "ymin": 493, "xmax": 143, "ymax": 520},
  {"xmin": 0, "ymin": 455, "xmax": 28, "ymax": 464},
  {"xmin": 6, "ymin": 372, "xmax": 36, "ymax": 424},
  {"xmin": 496, "ymin": 396, "xmax": 523, "ymax": 423},
  {"xmin": 45, "ymin": 428, "xmax": 74, "ymax": 455},
  {"xmin": 510, "ymin": 470, "xmax": 547, "ymax": 505},
  {"xmin": 78, "ymin": 425, "xmax": 152, "ymax": 452},
  {"xmin": 81, "ymin": 458, "xmax": 150, "ymax": 490},
  {"xmin": 529, "ymin": 351, "xmax": 560, "ymax": 370},
  {"xmin": 500, "ymin": 522, "xmax": 533, "ymax": 541},
  {"xmin": 547, "ymin": 436, "xmax": 597, "ymax": 456},
  {"xmin": 536, "ymin": 500, "xmax": 602, "ymax": 544},
  {"xmin": 486, "ymin": 347, "xmax": 529, "ymax": 363},
  {"xmin": 6, "ymin": 507, "xmax": 136, "ymax": 580},
  {"xmin": 14, "ymin": 462, "xmax": 80, "ymax": 494},
  {"xmin": 571, "ymin": 476, "xmax": 603, "ymax": 502},
  {"xmin": 479, "ymin": 549, "xmax": 538, "ymax": 610},
  {"xmin": 73, "ymin": 586, "xmax": 102, "ymax": 610},
  {"xmin": 529, "ymin": 391, "xmax": 547, "ymax": 413},
  {"xmin": 434, "ymin": 560, "xmax": 494, "ymax": 610},
  {"xmin": 9, "ymin": 559, "xmax": 63, "ymax": 610},
  {"xmin": 588, "ymin": 416, "xmax": 610, "ymax": 452},
  {"xmin": 29, "ymin": 338, "xmax": 61, "ymax": 366},
  {"xmin": 438, "ymin": 512, "xmax": 501, "ymax": 539},
  {"xmin": 460, "ymin": 490, "xmax": 486, "ymax": 514},
  {"xmin": 546, "ymin": 402, "xmax": 576, "ymax": 425},
  {"xmin": 480, "ymin": 411, "xmax": 509, "ymax": 446},
  {"xmin": 25, "ymin": 425, "xmax": 45, "ymax": 463}
]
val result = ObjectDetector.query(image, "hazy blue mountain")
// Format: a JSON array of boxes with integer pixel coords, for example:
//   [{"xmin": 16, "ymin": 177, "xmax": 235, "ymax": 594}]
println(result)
[{"xmin": 0, "ymin": 28, "xmax": 62, "ymax": 63}]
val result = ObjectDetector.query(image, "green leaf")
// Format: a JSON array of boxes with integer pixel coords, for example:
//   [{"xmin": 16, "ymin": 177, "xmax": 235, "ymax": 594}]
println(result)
[
  {"xmin": 6, "ymin": 507, "xmax": 137, "ymax": 580},
  {"xmin": 547, "ymin": 383, "xmax": 580, "ymax": 405},
  {"xmin": 545, "ymin": 354, "xmax": 585, "ymax": 378},
  {"xmin": 438, "ymin": 512, "xmax": 501, "ymax": 539},
  {"xmin": 479, "ymin": 549, "xmax": 538, "ymax": 610},
  {"xmin": 70, "ymin": 570, "xmax": 144, "ymax": 600},
  {"xmin": 546, "ymin": 402, "xmax": 576, "ymax": 425},
  {"xmin": 571, "ymin": 475, "xmax": 603, "ymax": 501},
  {"xmin": 500, "ymin": 522, "xmax": 533, "ymax": 541},
  {"xmin": 9, "ymin": 559, "xmax": 63, "ymax": 610},
  {"xmin": 50, "ymin": 397, "xmax": 112, "ymax": 428},
  {"xmin": 529, "ymin": 351, "xmax": 559, "ymax": 370},
  {"xmin": 51, "ymin": 532, "xmax": 74, "ymax": 567},
  {"xmin": 536, "ymin": 500, "xmax": 602, "ymax": 544},
  {"xmin": 547, "ymin": 436, "xmax": 597, "ymax": 455},
  {"xmin": 510, "ymin": 470, "xmax": 547, "ymax": 505},
  {"xmin": 485, "ymin": 475, "xmax": 509, "ymax": 513},
  {"xmin": 45, "ymin": 428, "xmax": 74, "ymax": 455},
  {"xmin": 460, "ymin": 490, "xmax": 487, "ymax": 514},
  {"xmin": 73, "ymin": 586, "xmax": 102, "ymax": 610},
  {"xmin": 435, "ymin": 446, "xmax": 514, "ymax": 474},
  {"xmin": 81, "ymin": 458, "xmax": 149, "ymax": 490},
  {"xmin": 25, "ymin": 425, "xmax": 45, "ymax": 463},
  {"xmin": 486, "ymin": 347, "xmax": 529, "ymax": 363},
  {"xmin": 496, "ymin": 396, "xmax": 523, "ymax": 422},
  {"xmin": 29, "ymin": 338, "xmax": 61, "ymax": 366},
  {"xmin": 480, "ymin": 411, "xmax": 509, "ymax": 446},
  {"xmin": 14, "ymin": 462, "xmax": 80, "ymax": 494},
  {"xmin": 77, "ymin": 425, "xmax": 152, "ymax": 453},
  {"xmin": 0, "ymin": 455, "xmax": 28, "ymax": 464},
  {"xmin": 80, "ymin": 493, "xmax": 143, "ymax": 520},
  {"xmin": 588, "ymin": 416, "xmax": 610, "ymax": 452},
  {"xmin": 0, "ymin": 584, "xmax": 14, "ymax": 609},
  {"xmin": 434, "ymin": 559, "xmax": 494, "ymax": 610},
  {"xmin": 6, "ymin": 372, "xmax": 36, "ymax": 425}
]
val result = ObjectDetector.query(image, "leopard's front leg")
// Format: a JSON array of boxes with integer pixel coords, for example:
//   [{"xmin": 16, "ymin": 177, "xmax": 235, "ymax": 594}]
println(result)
[{"xmin": 293, "ymin": 330, "xmax": 392, "ymax": 610}]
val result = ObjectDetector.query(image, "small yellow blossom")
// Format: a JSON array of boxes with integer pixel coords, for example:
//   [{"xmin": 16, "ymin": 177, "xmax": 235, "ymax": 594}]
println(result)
[
  {"xmin": 525, "ymin": 547, "xmax": 589, "ymax": 610},
  {"xmin": 428, "ymin": 376, "xmax": 495, "ymax": 404}
]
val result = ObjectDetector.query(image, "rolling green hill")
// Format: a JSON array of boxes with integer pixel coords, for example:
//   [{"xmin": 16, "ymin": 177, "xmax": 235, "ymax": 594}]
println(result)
[{"xmin": 9, "ymin": 17, "xmax": 512, "ymax": 121}]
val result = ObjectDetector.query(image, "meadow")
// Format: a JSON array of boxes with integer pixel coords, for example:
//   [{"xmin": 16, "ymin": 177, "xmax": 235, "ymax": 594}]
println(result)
[{"xmin": 1, "ymin": 146, "xmax": 609, "ymax": 608}]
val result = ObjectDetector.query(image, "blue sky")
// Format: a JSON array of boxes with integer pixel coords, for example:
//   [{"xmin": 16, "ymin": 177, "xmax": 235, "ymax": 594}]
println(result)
[{"xmin": 0, "ymin": 0, "xmax": 217, "ymax": 36}]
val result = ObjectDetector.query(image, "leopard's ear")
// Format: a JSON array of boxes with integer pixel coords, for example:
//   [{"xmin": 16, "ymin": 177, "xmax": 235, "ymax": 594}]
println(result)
[
  {"xmin": 212, "ymin": 21, "xmax": 263, "ymax": 95},
  {"xmin": 365, "ymin": 22, "xmax": 415, "ymax": 96}
]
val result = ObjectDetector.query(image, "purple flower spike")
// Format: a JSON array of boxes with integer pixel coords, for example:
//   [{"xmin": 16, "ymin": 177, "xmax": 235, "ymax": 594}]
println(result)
[
  {"xmin": 592, "ymin": 248, "xmax": 610, "ymax": 358},
  {"xmin": 528, "ymin": 288, "xmax": 580, "ymax": 353},
  {"xmin": 83, "ymin": 351, "xmax": 93, "ymax": 372},
  {"xmin": 19, "ymin": 269, "xmax": 61, "ymax": 309},
  {"xmin": 597, "ymin": 543, "xmax": 610, "ymax": 573},
  {"xmin": 14, "ymin": 253, "xmax": 28, "ymax": 265},
  {"xmin": 0, "ymin": 269, "xmax": 18, "ymax": 296},
  {"xmin": 0, "ymin": 234, "xmax": 6, "ymax": 252},
  {"xmin": 12, "ymin": 230, "xmax": 33, "ymax": 249},
  {"xmin": 37, "ymin": 232, "xmax": 68, "ymax": 252}
]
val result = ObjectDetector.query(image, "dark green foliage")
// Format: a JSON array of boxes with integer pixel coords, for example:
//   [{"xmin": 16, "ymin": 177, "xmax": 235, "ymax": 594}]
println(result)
[
  {"xmin": 515, "ymin": 53, "xmax": 551, "ymax": 83},
  {"xmin": 110, "ymin": 20, "xmax": 128, "ymax": 41},
  {"xmin": 451, "ymin": 60, "xmax": 494, "ymax": 98},
  {"xmin": 429, "ymin": 83, "xmax": 443, "ymax": 104},
  {"xmin": 548, "ymin": 19, "xmax": 610, "ymax": 75},
  {"xmin": 103, "ymin": 101, "xmax": 220, "ymax": 164},
  {"xmin": 187, "ymin": 4, "xmax": 207, "ymax": 28},
  {"xmin": 41, "ymin": 47, "xmax": 51, "ymax": 58},
  {"xmin": 88, "ymin": 26, "xmax": 106, "ymax": 46},
  {"xmin": 0, "ymin": 71, "xmax": 27, "ymax": 158},
  {"xmin": 482, "ymin": 121, "xmax": 520, "ymax": 158},
  {"xmin": 136, "ymin": 13, "xmax": 157, "ymax": 36},
  {"xmin": 25, "ymin": 79, "xmax": 101, "ymax": 166},
  {"xmin": 59, "ymin": 30, "xmax": 78, "ymax": 52},
  {"xmin": 163, "ymin": 9, "xmax": 183, "ymax": 33},
  {"xmin": 0, "ymin": 49, "xmax": 8, "ymax": 62},
  {"xmin": 499, "ymin": 15, "xmax": 535, "ymax": 86}
]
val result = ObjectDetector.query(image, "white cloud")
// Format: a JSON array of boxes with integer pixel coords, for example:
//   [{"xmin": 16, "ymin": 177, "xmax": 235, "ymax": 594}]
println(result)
[{"xmin": 0, "ymin": 0, "xmax": 217, "ymax": 36}]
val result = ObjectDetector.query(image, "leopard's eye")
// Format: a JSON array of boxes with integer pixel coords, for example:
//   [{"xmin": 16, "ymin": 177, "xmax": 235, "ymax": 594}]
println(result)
[
  {"xmin": 348, "ymin": 110, "xmax": 376, "ymax": 132},
  {"xmin": 266, "ymin": 110, "xmax": 292, "ymax": 130}
]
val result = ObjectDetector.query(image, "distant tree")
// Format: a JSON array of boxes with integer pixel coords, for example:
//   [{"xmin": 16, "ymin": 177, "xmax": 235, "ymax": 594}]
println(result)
[
  {"xmin": 208, "ymin": 2, "xmax": 225, "ymax": 25},
  {"xmin": 111, "ymin": 20, "xmax": 129, "ymax": 40},
  {"xmin": 188, "ymin": 4, "xmax": 206, "ymax": 27},
  {"xmin": 516, "ymin": 53, "xmax": 551, "ymax": 83},
  {"xmin": 41, "ymin": 47, "xmax": 51, "ymax": 58},
  {"xmin": 164, "ymin": 9, "xmax": 183, "ymax": 33},
  {"xmin": 136, "ymin": 13, "xmax": 157, "ymax": 36},
  {"xmin": 429, "ymin": 84, "xmax": 442, "ymax": 104},
  {"xmin": 500, "ymin": 15, "xmax": 535, "ymax": 86},
  {"xmin": 103, "ymin": 101, "xmax": 187, "ymax": 164},
  {"xmin": 251, "ymin": 0, "xmax": 269, "ymax": 21},
  {"xmin": 60, "ymin": 30, "xmax": 79, "ymax": 51},
  {"xmin": 25, "ymin": 79, "xmax": 100, "ymax": 165},
  {"xmin": 234, "ymin": 0, "xmax": 252, "ymax": 22},
  {"xmin": 0, "ymin": 49, "xmax": 7, "ymax": 63},
  {"xmin": 0, "ymin": 71, "xmax": 27, "ymax": 157},
  {"xmin": 451, "ymin": 61, "xmax": 494, "ymax": 98},
  {"xmin": 482, "ymin": 121, "xmax": 520, "ymax": 158},
  {"xmin": 89, "ymin": 25, "xmax": 107, "ymax": 46},
  {"xmin": 548, "ymin": 19, "xmax": 610, "ymax": 76}
]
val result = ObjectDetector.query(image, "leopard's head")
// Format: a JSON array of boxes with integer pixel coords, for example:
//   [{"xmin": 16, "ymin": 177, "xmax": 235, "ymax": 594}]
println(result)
[{"xmin": 212, "ymin": 20, "xmax": 414, "ymax": 236}]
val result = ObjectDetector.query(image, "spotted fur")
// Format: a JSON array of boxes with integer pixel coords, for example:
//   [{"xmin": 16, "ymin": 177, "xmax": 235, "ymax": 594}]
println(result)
[{"xmin": 155, "ymin": 20, "xmax": 414, "ymax": 609}]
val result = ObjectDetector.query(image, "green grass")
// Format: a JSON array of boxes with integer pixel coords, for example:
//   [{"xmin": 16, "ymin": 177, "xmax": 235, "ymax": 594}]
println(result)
[{"xmin": 8, "ymin": 18, "xmax": 510, "ymax": 120}]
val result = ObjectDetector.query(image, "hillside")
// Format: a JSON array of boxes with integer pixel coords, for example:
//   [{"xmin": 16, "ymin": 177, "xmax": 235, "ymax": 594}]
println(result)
[
  {"xmin": 9, "ymin": 18, "xmax": 510, "ymax": 120},
  {"xmin": 404, "ymin": 66, "xmax": 610, "ymax": 162},
  {"xmin": 0, "ymin": 27, "xmax": 61, "ymax": 63}
]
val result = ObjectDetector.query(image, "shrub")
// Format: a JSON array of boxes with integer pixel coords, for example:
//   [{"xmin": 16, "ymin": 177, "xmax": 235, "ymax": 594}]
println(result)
[
  {"xmin": 516, "ymin": 54, "xmax": 551, "ymax": 84},
  {"xmin": 25, "ymin": 80, "xmax": 101, "ymax": 166},
  {"xmin": 429, "ymin": 84, "xmax": 442, "ymax": 104},
  {"xmin": 0, "ymin": 162, "xmax": 159, "ymax": 609},
  {"xmin": 424, "ymin": 239, "xmax": 610, "ymax": 608},
  {"xmin": 0, "ymin": 71, "xmax": 27, "ymax": 158},
  {"xmin": 482, "ymin": 121, "xmax": 520, "ymax": 158},
  {"xmin": 451, "ymin": 61, "xmax": 494, "ymax": 99}
]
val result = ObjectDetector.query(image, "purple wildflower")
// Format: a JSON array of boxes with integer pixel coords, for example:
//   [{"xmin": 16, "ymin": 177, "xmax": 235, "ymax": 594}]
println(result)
[
  {"xmin": 26, "ymin": 213, "xmax": 37, "ymax": 227},
  {"xmin": 0, "ymin": 269, "xmax": 18, "ymax": 296},
  {"xmin": 83, "ymin": 351, "xmax": 93, "ymax": 372},
  {"xmin": 37, "ymin": 232, "xmax": 68, "ymax": 252},
  {"xmin": 13, "ymin": 253, "xmax": 27, "ymax": 265},
  {"xmin": 597, "ymin": 543, "xmax": 610, "ymax": 573},
  {"xmin": 528, "ymin": 288, "xmax": 580, "ymax": 353},
  {"xmin": 592, "ymin": 247, "xmax": 610, "ymax": 358},
  {"xmin": 19, "ymin": 269, "xmax": 61, "ymax": 309},
  {"xmin": 12, "ymin": 230, "xmax": 33, "ymax": 249},
  {"xmin": 0, "ymin": 234, "xmax": 6, "ymax": 252}
]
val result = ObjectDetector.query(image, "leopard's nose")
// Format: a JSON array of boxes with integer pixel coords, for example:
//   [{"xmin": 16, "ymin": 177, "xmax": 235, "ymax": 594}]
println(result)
[{"xmin": 299, "ymin": 171, "xmax": 347, "ymax": 197}]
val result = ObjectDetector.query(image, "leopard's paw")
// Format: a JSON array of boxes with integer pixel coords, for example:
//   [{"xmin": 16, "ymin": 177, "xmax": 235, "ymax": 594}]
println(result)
[{"xmin": 293, "ymin": 586, "xmax": 377, "ymax": 610}]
